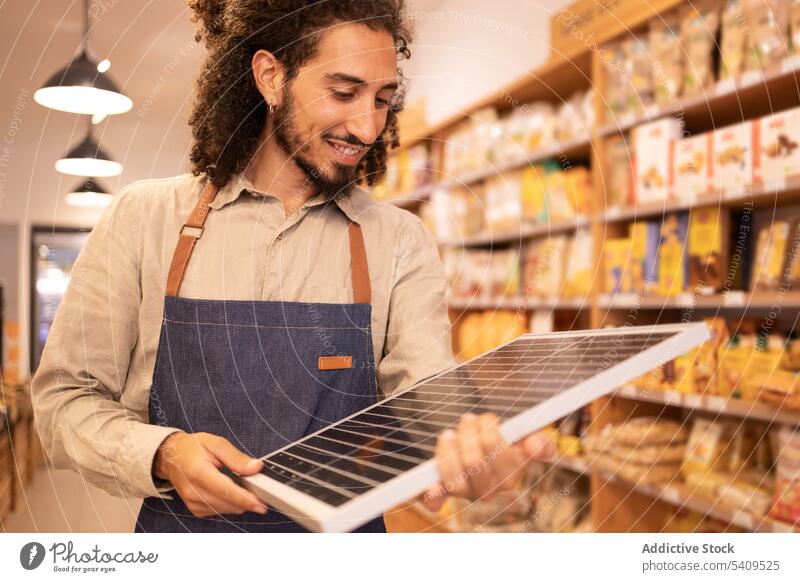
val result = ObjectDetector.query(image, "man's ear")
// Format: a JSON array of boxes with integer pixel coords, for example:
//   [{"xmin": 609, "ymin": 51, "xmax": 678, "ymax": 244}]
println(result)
[{"xmin": 251, "ymin": 49, "xmax": 286, "ymax": 107}]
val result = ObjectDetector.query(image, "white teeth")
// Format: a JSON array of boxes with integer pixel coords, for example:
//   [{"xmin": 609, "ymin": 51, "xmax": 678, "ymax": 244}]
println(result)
[{"xmin": 330, "ymin": 142, "xmax": 358, "ymax": 156}]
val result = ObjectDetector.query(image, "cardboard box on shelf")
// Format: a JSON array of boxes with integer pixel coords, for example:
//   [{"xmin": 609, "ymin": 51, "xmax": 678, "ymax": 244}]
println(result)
[
  {"xmin": 713, "ymin": 121, "xmax": 756, "ymax": 196},
  {"xmin": 672, "ymin": 132, "xmax": 714, "ymax": 201},
  {"xmin": 658, "ymin": 213, "xmax": 690, "ymax": 297},
  {"xmin": 688, "ymin": 207, "xmax": 730, "ymax": 293},
  {"xmin": 633, "ymin": 118, "xmax": 682, "ymax": 204},
  {"xmin": 629, "ymin": 221, "xmax": 660, "ymax": 294},
  {"xmin": 757, "ymin": 106, "xmax": 800, "ymax": 189}
]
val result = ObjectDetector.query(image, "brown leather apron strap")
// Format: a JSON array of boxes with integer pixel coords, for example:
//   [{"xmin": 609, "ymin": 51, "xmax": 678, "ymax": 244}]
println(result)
[
  {"xmin": 166, "ymin": 178, "xmax": 372, "ymax": 304},
  {"xmin": 165, "ymin": 180, "xmax": 218, "ymax": 297},
  {"xmin": 348, "ymin": 221, "xmax": 371, "ymax": 304}
]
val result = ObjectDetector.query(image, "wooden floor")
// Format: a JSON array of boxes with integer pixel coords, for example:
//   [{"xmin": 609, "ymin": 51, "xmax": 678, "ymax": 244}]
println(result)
[
  {"xmin": 3, "ymin": 463, "xmax": 441, "ymax": 533},
  {"xmin": 2, "ymin": 463, "xmax": 141, "ymax": 532}
]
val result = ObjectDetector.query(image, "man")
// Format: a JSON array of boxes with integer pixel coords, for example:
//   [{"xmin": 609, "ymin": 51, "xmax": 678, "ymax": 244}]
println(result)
[{"xmin": 32, "ymin": 0, "xmax": 554, "ymax": 532}]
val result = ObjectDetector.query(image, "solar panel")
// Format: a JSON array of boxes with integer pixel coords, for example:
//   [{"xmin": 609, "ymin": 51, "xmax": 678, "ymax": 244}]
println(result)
[{"xmin": 238, "ymin": 322, "xmax": 709, "ymax": 532}]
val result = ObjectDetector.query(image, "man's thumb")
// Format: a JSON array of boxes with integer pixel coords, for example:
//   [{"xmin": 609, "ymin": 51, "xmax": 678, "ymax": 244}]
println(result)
[{"xmin": 207, "ymin": 436, "xmax": 263, "ymax": 475}]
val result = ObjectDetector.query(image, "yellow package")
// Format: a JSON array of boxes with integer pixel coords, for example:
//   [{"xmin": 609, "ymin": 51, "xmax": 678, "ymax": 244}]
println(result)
[
  {"xmin": 683, "ymin": 418, "xmax": 727, "ymax": 497},
  {"xmin": 694, "ymin": 318, "xmax": 729, "ymax": 393},
  {"xmin": 521, "ymin": 165, "xmax": 548, "ymax": 223},
  {"xmin": 673, "ymin": 349, "xmax": 697, "ymax": 394},
  {"xmin": 564, "ymin": 167, "xmax": 592, "ymax": 217},
  {"xmin": 751, "ymin": 221, "xmax": 791, "ymax": 291},
  {"xmin": 744, "ymin": 335, "xmax": 787, "ymax": 401},
  {"xmin": 604, "ymin": 238, "xmax": 630, "ymax": 294},
  {"xmin": 658, "ymin": 213, "xmax": 689, "ymax": 297},
  {"xmin": 717, "ymin": 333, "xmax": 754, "ymax": 398}
]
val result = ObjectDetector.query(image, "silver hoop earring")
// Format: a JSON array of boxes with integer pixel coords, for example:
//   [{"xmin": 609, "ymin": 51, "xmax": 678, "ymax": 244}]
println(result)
[{"xmin": 268, "ymin": 103, "xmax": 274, "ymax": 115}]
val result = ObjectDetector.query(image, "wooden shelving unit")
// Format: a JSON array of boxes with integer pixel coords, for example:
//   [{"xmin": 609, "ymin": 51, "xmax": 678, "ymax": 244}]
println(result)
[{"xmin": 381, "ymin": 0, "xmax": 800, "ymax": 533}]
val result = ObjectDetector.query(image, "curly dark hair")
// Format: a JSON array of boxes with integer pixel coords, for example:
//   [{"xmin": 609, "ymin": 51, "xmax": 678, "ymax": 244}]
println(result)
[{"xmin": 186, "ymin": 0, "xmax": 412, "ymax": 189}]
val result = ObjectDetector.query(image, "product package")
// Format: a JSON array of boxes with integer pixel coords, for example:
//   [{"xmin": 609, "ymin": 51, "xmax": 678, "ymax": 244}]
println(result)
[
  {"xmin": 563, "ymin": 228, "xmax": 593, "ymax": 298},
  {"xmin": 745, "ymin": 0, "xmax": 791, "ymax": 72},
  {"xmin": 771, "ymin": 426, "xmax": 800, "ymax": 525},
  {"xmin": 650, "ymin": 10, "xmax": 684, "ymax": 103},
  {"xmin": 680, "ymin": 0, "xmax": 722, "ymax": 96},
  {"xmin": 719, "ymin": 0, "xmax": 749, "ymax": 80},
  {"xmin": 672, "ymin": 132, "xmax": 715, "ymax": 201},
  {"xmin": 716, "ymin": 323, "xmax": 756, "ymax": 398},
  {"xmin": 633, "ymin": 118, "xmax": 683, "ymax": 204},
  {"xmin": 629, "ymin": 221, "xmax": 660, "ymax": 294},
  {"xmin": 757, "ymin": 106, "xmax": 800, "ymax": 188},
  {"xmin": 603, "ymin": 238, "xmax": 631, "ymax": 294},
  {"xmin": 792, "ymin": 0, "xmax": 800, "ymax": 54},
  {"xmin": 688, "ymin": 207, "xmax": 730, "ymax": 292},
  {"xmin": 713, "ymin": 121, "xmax": 756, "ymax": 196},
  {"xmin": 523, "ymin": 236, "xmax": 568, "ymax": 298},
  {"xmin": 622, "ymin": 36, "xmax": 654, "ymax": 111},
  {"xmin": 658, "ymin": 213, "xmax": 690, "ymax": 297},
  {"xmin": 605, "ymin": 135, "xmax": 634, "ymax": 210},
  {"xmin": 603, "ymin": 41, "xmax": 631, "ymax": 118},
  {"xmin": 521, "ymin": 165, "xmax": 549, "ymax": 224},
  {"xmin": 484, "ymin": 174, "xmax": 523, "ymax": 233},
  {"xmin": 751, "ymin": 219, "xmax": 792, "ymax": 291}
]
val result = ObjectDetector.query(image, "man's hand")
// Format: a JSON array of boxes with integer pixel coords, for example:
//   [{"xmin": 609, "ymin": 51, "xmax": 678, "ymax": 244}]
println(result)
[
  {"xmin": 421, "ymin": 413, "xmax": 556, "ymax": 512},
  {"xmin": 154, "ymin": 432, "xmax": 268, "ymax": 518}
]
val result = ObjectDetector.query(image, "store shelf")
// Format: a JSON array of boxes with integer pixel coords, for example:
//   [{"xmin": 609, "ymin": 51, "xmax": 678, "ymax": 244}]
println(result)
[
  {"xmin": 597, "ymin": 57, "xmax": 800, "ymax": 138},
  {"xmin": 439, "ymin": 216, "xmax": 589, "ymax": 247},
  {"xmin": 598, "ymin": 291, "xmax": 800, "ymax": 310},
  {"xmin": 386, "ymin": 136, "xmax": 592, "ymax": 209},
  {"xmin": 447, "ymin": 296, "xmax": 590, "ymax": 311},
  {"xmin": 602, "ymin": 183, "xmax": 800, "ymax": 224},
  {"xmin": 614, "ymin": 384, "xmax": 800, "ymax": 426},
  {"xmin": 596, "ymin": 470, "xmax": 797, "ymax": 533},
  {"xmin": 547, "ymin": 454, "xmax": 590, "ymax": 475}
]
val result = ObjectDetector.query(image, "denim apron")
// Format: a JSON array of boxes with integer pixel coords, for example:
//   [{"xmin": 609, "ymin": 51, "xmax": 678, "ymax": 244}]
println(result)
[{"xmin": 134, "ymin": 179, "xmax": 386, "ymax": 532}]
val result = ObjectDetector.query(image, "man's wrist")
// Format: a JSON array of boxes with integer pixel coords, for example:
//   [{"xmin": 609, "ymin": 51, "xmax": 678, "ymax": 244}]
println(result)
[{"xmin": 153, "ymin": 431, "xmax": 184, "ymax": 481}]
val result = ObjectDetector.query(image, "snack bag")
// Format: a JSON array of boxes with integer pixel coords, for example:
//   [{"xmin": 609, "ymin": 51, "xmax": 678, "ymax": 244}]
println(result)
[{"xmin": 680, "ymin": 0, "xmax": 722, "ymax": 96}]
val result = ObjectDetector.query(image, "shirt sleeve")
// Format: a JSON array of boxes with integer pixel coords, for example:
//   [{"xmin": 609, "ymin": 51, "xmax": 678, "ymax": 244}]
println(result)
[
  {"xmin": 31, "ymin": 183, "xmax": 183, "ymax": 500},
  {"xmin": 377, "ymin": 213, "xmax": 458, "ymax": 397}
]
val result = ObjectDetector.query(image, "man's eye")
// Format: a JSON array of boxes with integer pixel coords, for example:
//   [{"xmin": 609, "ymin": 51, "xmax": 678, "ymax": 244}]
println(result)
[
  {"xmin": 375, "ymin": 97, "xmax": 390, "ymax": 107},
  {"xmin": 332, "ymin": 91, "xmax": 354, "ymax": 101}
]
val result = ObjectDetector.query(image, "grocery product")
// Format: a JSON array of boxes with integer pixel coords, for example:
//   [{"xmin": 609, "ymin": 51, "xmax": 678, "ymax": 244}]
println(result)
[
  {"xmin": 586, "ymin": 418, "xmax": 688, "ymax": 485},
  {"xmin": 672, "ymin": 132, "xmax": 714, "ymax": 201},
  {"xmin": 757, "ymin": 106, "xmax": 800, "ymax": 188},
  {"xmin": 719, "ymin": 0, "xmax": 749, "ymax": 80},
  {"xmin": 750, "ymin": 219, "xmax": 791, "ymax": 291},
  {"xmin": 658, "ymin": 212, "xmax": 689, "ymax": 297},
  {"xmin": 717, "ymin": 327, "xmax": 755, "ymax": 398},
  {"xmin": 629, "ymin": 221, "xmax": 660, "ymax": 294},
  {"xmin": 521, "ymin": 165, "xmax": 548, "ymax": 223},
  {"xmin": 523, "ymin": 236, "xmax": 568, "ymax": 298},
  {"xmin": 771, "ymin": 426, "xmax": 800, "ymax": 525},
  {"xmin": 680, "ymin": 0, "xmax": 722, "ymax": 96},
  {"xmin": 649, "ymin": 10, "xmax": 684, "ymax": 104},
  {"xmin": 603, "ymin": 41, "xmax": 631, "ymax": 117},
  {"xmin": 603, "ymin": 237, "xmax": 631, "ymax": 294},
  {"xmin": 713, "ymin": 121, "xmax": 755, "ymax": 195},
  {"xmin": 792, "ymin": 0, "xmax": 800, "ymax": 53},
  {"xmin": 633, "ymin": 118, "xmax": 683, "ymax": 204},
  {"xmin": 745, "ymin": 0, "xmax": 791, "ymax": 72},
  {"xmin": 687, "ymin": 207, "xmax": 729, "ymax": 292},
  {"xmin": 621, "ymin": 36, "xmax": 654, "ymax": 111},
  {"xmin": 563, "ymin": 227, "xmax": 593, "ymax": 298},
  {"xmin": 484, "ymin": 174, "xmax": 523, "ymax": 233},
  {"xmin": 605, "ymin": 135, "xmax": 634, "ymax": 209}
]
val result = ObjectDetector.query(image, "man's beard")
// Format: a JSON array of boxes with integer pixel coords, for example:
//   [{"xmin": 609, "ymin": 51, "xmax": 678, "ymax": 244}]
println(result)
[{"xmin": 272, "ymin": 90, "xmax": 361, "ymax": 201}]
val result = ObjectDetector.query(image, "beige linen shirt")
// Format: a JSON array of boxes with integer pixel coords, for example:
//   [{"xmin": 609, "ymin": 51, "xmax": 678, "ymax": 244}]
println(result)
[{"xmin": 31, "ymin": 171, "xmax": 456, "ymax": 500}]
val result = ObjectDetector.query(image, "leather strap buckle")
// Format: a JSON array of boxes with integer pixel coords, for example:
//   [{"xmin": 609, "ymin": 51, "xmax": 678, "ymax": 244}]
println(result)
[{"xmin": 180, "ymin": 225, "xmax": 204, "ymax": 239}]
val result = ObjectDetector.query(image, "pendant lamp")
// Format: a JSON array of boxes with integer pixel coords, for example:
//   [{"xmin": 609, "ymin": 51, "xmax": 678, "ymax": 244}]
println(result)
[
  {"xmin": 55, "ymin": 122, "xmax": 122, "ymax": 177},
  {"xmin": 34, "ymin": 0, "xmax": 132, "ymax": 115},
  {"xmin": 65, "ymin": 178, "xmax": 113, "ymax": 208}
]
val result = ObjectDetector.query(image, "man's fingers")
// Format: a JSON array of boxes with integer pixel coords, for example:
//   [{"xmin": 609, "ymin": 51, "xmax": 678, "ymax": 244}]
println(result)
[
  {"xmin": 204, "ymin": 435, "xmax": 263, "ymax": 475},
  {"xmin": 194, "ymin": 461, "xmax": 268, "ymax": 513},
  {"xmin": 456, "ymin": 413, "xmax": 496, "ymax": 500},
  {"xmin": 477, "ymin": 414, "xmax": 524, "ymax": 491},
  {"xmin": 520, "ymin": 430, "xmax": 557, "ymax": 461},
  {"xmin": 420, "ymin": 484, "xmax": 447, "ymax": 513},
  {"xmin": 436, "ymin": 429, "xmax": 470, "ymax": 498},
  {"xmin": 185, "ymin": 489, "xmax": 252, "ymax": 518}
]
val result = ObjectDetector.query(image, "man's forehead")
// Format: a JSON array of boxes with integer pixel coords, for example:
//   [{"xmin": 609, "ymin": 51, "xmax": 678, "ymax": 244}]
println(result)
[{"xmin": 308, "ymin": 23, "xmax": 398, "ymax": 84}]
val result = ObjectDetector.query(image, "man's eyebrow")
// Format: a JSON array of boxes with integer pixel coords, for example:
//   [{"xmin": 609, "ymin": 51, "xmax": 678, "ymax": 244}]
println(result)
[{"xmin": 324, "ymin": 72, "xmax": 398, "ymax": 91}]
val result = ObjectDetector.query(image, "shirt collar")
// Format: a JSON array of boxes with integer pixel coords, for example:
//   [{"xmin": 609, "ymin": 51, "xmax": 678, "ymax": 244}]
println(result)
[{"xmin": 207, "ymin": 171, "xmax": 373, "ymax": 224}]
